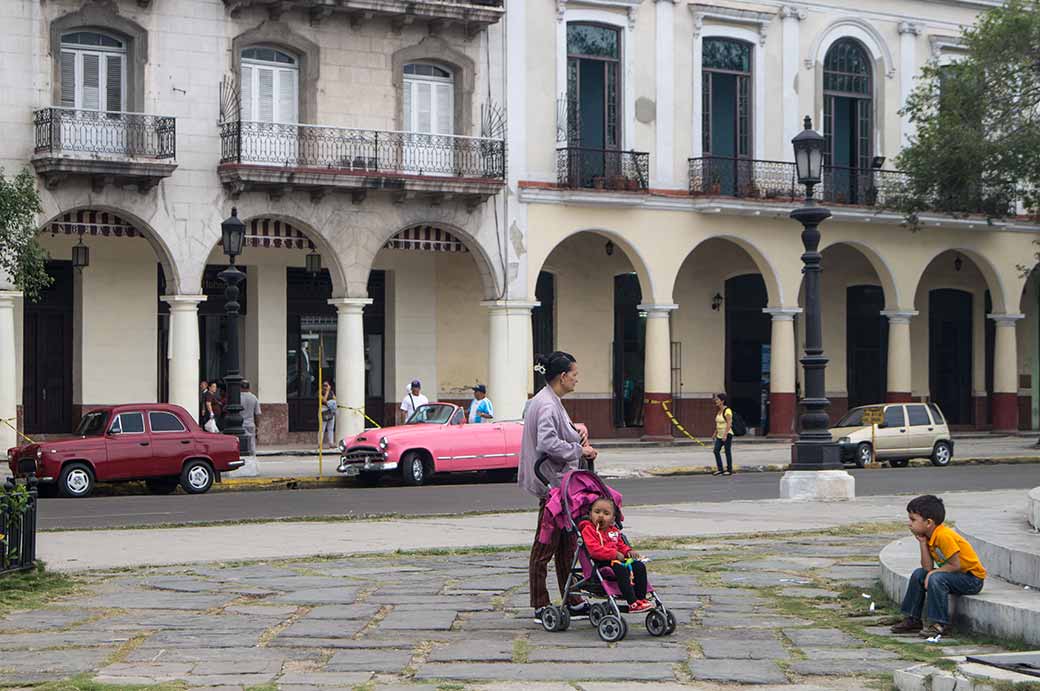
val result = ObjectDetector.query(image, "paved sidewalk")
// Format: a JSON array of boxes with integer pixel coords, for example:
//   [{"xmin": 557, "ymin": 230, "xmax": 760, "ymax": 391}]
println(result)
[{"xmin": 38, "ymin": 488, "xmax": 1024, "ymax": 571}]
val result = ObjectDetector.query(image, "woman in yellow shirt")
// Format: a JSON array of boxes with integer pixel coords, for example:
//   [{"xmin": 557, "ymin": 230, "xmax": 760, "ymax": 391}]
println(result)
[{"xmin": 712, "ymin": 393, "xmax": 734, "ymax": 476}]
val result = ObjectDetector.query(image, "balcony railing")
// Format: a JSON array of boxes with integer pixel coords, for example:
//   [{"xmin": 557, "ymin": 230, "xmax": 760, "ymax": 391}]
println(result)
[
  {"xmin": 220, "ymin": 121, "xmax": 505, "ymax": 180},
  {"xmin": 33, "ymin": 107, "xmax": 176, "ymax": 159},
  {"xmin": 689, "ymin": 156, "xmax": 916, "ymax": 208},
  {"xmin": 556, "ymin": 147, "xmax": 650, "ymax": 191}
]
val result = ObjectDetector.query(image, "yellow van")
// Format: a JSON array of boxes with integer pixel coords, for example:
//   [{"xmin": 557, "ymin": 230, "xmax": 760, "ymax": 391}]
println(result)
[{"xmin": 830, "ymin": 403, "xmax": 953, "ymax": 468}]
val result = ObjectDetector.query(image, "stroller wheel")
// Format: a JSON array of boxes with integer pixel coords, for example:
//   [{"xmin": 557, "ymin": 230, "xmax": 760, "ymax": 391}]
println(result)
[
  {"xmin": 597, "ymin": 614, "xmax": 626, "ymax": 643},
  {"xmin": 541, "ymin": 606, "xmax": 563, "ymax": 633},
  {"xmin": 665, "ymin": 610, "xmax": 677, "ymax": 635},
  {"xmin": 646, "ymin": 609, "xmax": 668, "ymax": 637},
  {"xmin": 558, "ymin": 607, "xmax": 571, "ymax": 632},
  {"xmin": 589, "ymin": 603, "xmax": 606, "ymax": 627}
]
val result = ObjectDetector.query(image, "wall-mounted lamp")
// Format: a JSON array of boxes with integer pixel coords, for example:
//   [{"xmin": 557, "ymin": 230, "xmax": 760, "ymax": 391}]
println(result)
[
  {"xmin": 871, "ymin": 156, "xmax": 886, "ymax": 170},
  {"xmin": 72, "ymin": 231, "xmax": 89, "ymax": 270},
  {"xmin": 711, "ymin": 292, "xmax": 724, "ymax": 311},
  {"xmin": 604, "ymin": 240, "xmax": 614, "ymax": 256},
  {"xmin": 954, "ymin": 255, "xmax": 963, "ymax": 272}
]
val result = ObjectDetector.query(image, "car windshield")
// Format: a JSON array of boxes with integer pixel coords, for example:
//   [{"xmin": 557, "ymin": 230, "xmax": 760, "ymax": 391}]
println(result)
[
  {"xmin": 836, "ymin": 408, "xmax": 865, "ymax": 427},
  {"xmin": 75, "ymin": 411, "xmax": 109, "ymax": 436},
  {"xmin": 406, "ymin": 404, "xmax": 455, "ymax": 425}
]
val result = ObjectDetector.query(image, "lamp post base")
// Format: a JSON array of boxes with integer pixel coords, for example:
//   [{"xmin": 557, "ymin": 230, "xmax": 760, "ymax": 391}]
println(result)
[
  {"xmin": 779, "ymin": 469, "xmax": 855, "ymax": 501},
  {"xmin": 790, "ymin": 440, "xmax": 844, "ymax": 470}
]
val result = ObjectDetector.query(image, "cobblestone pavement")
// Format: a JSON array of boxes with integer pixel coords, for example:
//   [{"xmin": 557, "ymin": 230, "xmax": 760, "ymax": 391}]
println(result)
[{"xmin": 0, "ymin": 529, "xmax": 1012, "ymax": 689}]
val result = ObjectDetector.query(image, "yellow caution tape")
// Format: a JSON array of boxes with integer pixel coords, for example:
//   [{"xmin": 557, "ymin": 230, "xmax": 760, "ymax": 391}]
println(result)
[
  {"xmin": 0, "ymin": 417, "xmax": 35, "ymax": 445},
  {"xmin": 643, "ymin": 399, "xmax": 712, "ymax": 449},
  {"xmin": 341, "ymin": 406, "xmax": 382, "ymax": 429}
]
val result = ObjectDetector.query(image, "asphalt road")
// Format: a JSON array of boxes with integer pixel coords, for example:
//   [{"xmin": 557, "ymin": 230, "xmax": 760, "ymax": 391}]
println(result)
[{"xmin": 36, "ymin": 463, "xmax": 1040, "ymax": 530}]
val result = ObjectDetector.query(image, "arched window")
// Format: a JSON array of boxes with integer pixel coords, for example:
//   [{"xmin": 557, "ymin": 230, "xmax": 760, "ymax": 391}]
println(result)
[
  {"xmin": 402, "ymin": 62, "xmax": 454, "ymax": 135},
  {"xmin": 59, "ymin": 30, "xmax": 126, "ymax": 111},
  {"xmin": 702, "ymin": 38, "xmax": 752, "ymax": 159},
  {"xmin": 241, "ymin": 46, "xmax": 298, "ymax": 124},
  {"xmin": 823, "ymin": 38, "xmax": 874, "ymax": 202}
]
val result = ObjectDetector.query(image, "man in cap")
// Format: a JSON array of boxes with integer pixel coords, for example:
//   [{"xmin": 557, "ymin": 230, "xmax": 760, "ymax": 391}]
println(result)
[
  {"xmin": 468, "ymin": 384, "xmax": 494, "ymax": 424},
  {"xmin": 399, "ymin": 379, "xmax": 429, "ymax": 424}
]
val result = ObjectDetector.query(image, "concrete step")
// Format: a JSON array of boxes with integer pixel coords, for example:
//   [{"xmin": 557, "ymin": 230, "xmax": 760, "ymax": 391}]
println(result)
[
  {"xmin": 1029, "ymin": 486, "xmax": 1040, "ymax": 531},
  {"xmin": 957, "ymin": 509, "xmax": 1040, "ymax": 589},
  {"xmin": 880, "ymin": 536, "xmax": 1040, "ymax": 646},
  {"xmin": 896, "ymin": 660, "xmax": 1040, "ymax": 690}
]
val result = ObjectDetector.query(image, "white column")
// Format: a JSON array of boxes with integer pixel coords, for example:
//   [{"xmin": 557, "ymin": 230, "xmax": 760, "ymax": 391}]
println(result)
[
  {"xmin": 329, "ymin": 298, "xmax": 372, "ymax": 438},
  {"xmin": 898, "ymin": 22, "xmax": 920, "ymax": 148},
  {"xmin": 484, "ymin": 300, "xmax": 538, "ymax": 422},
  {"xmin": 655, "ymin": 0, "xmax": 677, "ymax": 187},
  {"xmin": 637, "ymin": 304, "xmax": 677, "ymax": 439},
  {"xmin": 161, "ymin": 295, "xmax": 206, "ymax": 421},
  {"xmin": 764, "ymin": 307, "xmax": 800, "ymax": 436},
  {"xmin": 780, "ymin": 6, "xmax": 807, "ymax": 146},
  {"xmin": 991, "ymin": 313, "xmax": 1024, "ymax": 395},
  {"xmin": 881, "ymin": 310, "xmax": 917, "ymax": 398},
  {"xmin": 0, "ymin": 291, "xmax": 23, "ymax": 450}
]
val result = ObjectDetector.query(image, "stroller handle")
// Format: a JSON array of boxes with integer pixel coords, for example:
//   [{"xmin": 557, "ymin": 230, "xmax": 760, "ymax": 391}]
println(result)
[{"xmin": 534, "ymin": 455, "xmax": 590, "ymax": 488}]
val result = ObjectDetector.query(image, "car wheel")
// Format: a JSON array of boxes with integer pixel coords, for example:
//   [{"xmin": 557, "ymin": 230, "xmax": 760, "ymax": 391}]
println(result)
[
  {"xmin": 145, "ymin": 478, "xmax": 179, "ymax": 495},
  {"xmin": 401, "ymin": 452, "xmax": 427, "ymax": 486},
  {"xmin": 854, "ymin": 442, "xmax": 873, "ymax": 469},
  {"xmin": 890, "ymin": 459, "xmax": 910, "ymax": 468},
  {"xmin": 59, "ymin": 462, "xmax": 95, "ymax": 498},
  {"xmin": 931, "ymin": 441, "xmax": 953, "ymax": 467},
  {"xmin": 180, "ymin": 460, "xmax": 215, "ymax": 494}
]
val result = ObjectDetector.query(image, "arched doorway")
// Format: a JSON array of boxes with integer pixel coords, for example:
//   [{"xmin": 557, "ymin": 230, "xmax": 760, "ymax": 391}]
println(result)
[
  {"xmin": 823, "ymin": 38, "xmax": 873, "ymax": 204},
  {"xmin": 929, "ymin": 289, "xmax": 973, "ymax": 424},
  {"xmin": 725, "ymin": 274, "xmax": 770, "ymax": 432},
  {"xmin": 846, "ymin": 285, "xmax": 887, "ymax": 408}
]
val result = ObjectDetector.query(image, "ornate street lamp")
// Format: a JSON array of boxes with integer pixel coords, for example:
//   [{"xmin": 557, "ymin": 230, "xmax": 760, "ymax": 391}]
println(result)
[
  {"xmin": 786, "ymin": 117, "xmax": 850, "ymax": 495},
  {"xmin": 72, "ymin": 232, "xmax": 89, "ymax": 270},
  {"xmin": 218, "ymin": 208, "xmax": 248, "ymax": 454}
]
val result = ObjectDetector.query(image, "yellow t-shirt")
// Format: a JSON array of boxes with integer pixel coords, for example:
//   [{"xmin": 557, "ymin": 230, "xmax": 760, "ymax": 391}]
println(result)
[
  {"xmin": 715, "ymin": 408, "xmax": 733, "ymax": 439},
  {"xmin": 928, "ymin": 524, "xmax": 986, "ymax": 579}
]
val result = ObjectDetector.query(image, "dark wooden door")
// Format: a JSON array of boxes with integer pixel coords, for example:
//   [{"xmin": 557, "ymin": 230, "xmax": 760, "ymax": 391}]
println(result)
[
  {"xmin": 929, "ymin": 289, "xmax": 973, "ymax": 425},
  {"xmin": 846, "ymin": 285, "xmax": 887, "ymax": 408},
  {"xmin": 23, "ymin": 262, "xmax": 74, "ymax": 434},
  {"xmin": 725, "ymin": 274, "xmax": 770, "ymax": 432}
]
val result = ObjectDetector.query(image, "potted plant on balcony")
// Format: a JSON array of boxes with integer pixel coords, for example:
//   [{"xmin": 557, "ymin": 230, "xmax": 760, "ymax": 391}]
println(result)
[
  {"xmin": 626, "ymin": 177, "xmax": 640, "ymax": 191},
  {"xmin": 708, "ymin": 173, "xmax": 722, "ymax": 195},
  {"xmin": 610, "ymin": 175, "xmax": 628, "ymax": 190},
  {"xmin": 593, "ymin": 176, "xmax": 606, "ymax": 189}
]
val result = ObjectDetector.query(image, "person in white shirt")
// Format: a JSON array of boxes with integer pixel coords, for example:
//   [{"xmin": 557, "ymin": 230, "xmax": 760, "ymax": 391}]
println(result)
[
  {"xmin": 468, "ymin": 384, "xmax": 494, "ymax": 424},
  {"xmin": 400, "ymin": 379, "xmax": 429, "ymax": 424}
]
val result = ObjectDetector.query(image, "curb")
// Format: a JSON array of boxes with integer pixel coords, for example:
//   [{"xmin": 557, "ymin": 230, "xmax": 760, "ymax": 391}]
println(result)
[{"xmin": 644, "ymin": 455, "xmax": 1040, "ymax": 477}]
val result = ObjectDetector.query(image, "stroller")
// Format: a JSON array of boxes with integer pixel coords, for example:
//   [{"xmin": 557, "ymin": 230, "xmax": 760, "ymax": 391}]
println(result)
[{"xmin": 534, "ymin": 458, "xmax": 677, "ymax": 642}]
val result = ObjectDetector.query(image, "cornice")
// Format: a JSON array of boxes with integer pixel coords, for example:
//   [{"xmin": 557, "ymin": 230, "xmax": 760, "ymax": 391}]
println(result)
[{"xmin": 690, "ymin": 3, "xmax": 775, "ymax": 45}]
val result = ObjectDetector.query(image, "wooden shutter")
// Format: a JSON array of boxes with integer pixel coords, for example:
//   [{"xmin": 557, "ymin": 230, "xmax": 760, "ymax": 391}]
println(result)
[
  {"xmin": 257, "ymin": 68, "xmax": 274, "ymax": 122},
  {"xmin": 277, "ymin": 68, "xmax": 297, "ymax": 123},
  {"xmin": 417, "ymin": 81, "xmax": 432, "ymax": 133},
  {"xmin": 82, "ymin": 53, "xmax": 101, "ymax": 110},
  {"xmin": 435, "ymin": 82, "xmax": 452, "ymax": 135},
  {"xmin": 402, "ymin": 80, "xmax": 413, "ymax": 131},
  {"xmin": 60, "ymin": 51, "xmax": 76, "ymax": 107},
  {"xmin": 105, "ymin": 54, "xmax": 123, "ymax": 112},
  {"xmin": 240, "ymin": 65, "xmax": 253, "ymax": 120}
]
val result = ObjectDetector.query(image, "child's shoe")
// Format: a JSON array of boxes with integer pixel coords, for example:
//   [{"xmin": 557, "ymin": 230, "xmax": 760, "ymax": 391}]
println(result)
[
  {"xmin": 890, "ymin": 617, "xmax": 923, "ymax": 633},
  {"xmin": 629, "ymin": 600, "xmax": 653, "ymax": 613}
]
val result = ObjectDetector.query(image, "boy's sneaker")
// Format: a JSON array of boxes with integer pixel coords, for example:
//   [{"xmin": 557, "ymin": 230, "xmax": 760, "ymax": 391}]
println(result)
[
  {"xmin": 629, "ymin": 600, "xmax": 653, "ymax": 613},
  {"xmin": 890, "ymin": 617, "xmax": 923, "ymax": 633}
]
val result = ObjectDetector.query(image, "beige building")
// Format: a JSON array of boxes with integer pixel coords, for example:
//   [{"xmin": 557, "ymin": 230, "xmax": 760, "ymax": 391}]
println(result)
[{"xmin": 0, "ymin": 0, "xmax": 1037, "ymax": 450}]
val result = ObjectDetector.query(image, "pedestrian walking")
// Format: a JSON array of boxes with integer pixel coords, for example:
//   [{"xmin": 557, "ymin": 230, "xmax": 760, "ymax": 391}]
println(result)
[
  {"xmin": 712, "ymin": 392, "xmax": 734, "ymax": 476},
  {"xmin": 468, "ymin": 384, "xmax": 494, "ymax": 424},
  {"xmin": 203, "ymin": 382, "xmax": 221, "ymax": 433},
  {"xmin": 400, "ymin": 379, "xmax": 429, "ymax": 424},
  {"xmin": 199, "ymin": 379, "xmax": 209, "ymax": 426},
  {"xmin": 518, "ymin": 351, "xmax": 598, "ymax": 623},
  {"xmin": 321, "ymin": 381, "xmax": 337, "ymax": 448},
  {"xmin": 239, "ymin": 380, "xmax": 261, "ymax": 455}
]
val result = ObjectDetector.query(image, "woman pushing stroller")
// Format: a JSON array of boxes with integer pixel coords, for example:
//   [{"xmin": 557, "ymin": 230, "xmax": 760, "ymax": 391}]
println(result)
[{"xmin": 579, "ymin": 498, "xmax": 653, "ymax": 613}]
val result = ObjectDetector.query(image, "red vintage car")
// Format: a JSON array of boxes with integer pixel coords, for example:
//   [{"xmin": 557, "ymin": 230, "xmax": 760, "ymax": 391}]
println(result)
[
  {"xmin": 6, "ymin": 404, "xmax": 243, "ymax": 498},
  {"xmin": 337, "ymin": 402, "xmax": 523, "ymax": 486}
]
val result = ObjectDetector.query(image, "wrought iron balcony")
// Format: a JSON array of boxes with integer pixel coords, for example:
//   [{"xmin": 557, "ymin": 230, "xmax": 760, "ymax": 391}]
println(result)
[
  {"xmin": 218, "ymin": 120, "xmax": 506, "ymax": 206},
  {"xmin": 223, "ymin": 0, "xmax": 503, "ymax": 34},
  {"xmin": 688, "ymin": 156, "xmax": 912, "ymax": 208},
  {"xmin": 556, "ymin": 147, "xmax": 650, "ymax": 192},
  {"xmin": 32, "ymin": 107, "xmax": 177, "ymax": 191}
]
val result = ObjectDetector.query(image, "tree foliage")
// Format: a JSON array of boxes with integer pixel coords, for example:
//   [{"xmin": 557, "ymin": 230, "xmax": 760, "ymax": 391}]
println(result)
[
  {"xmin": 896, "ymin": 0, "xmax": 1040, "ymax": 228},
  {"xmin": 0, "ymin": 168, "xmax": 50, "ymax": 300}
]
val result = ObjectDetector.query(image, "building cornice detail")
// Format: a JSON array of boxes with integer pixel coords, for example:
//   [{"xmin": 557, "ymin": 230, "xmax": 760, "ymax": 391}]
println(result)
[
  {"xmin": 779, "ymin": 5, "xmax": 807, "ymax": 20},
  {"xmin": 557, "ymin": 0, "xmax": 642, "ymax": 27},
  {"xmin": 763, "ymin": 307, "xmax": 802, "ymax": 320},
  {"xmin": 987, "ymin": 313, "xmax": 1025, "ymax": 325},
  {"xmin": 880, "ymin": 310, "xmax": 919, "ymax": 324},
  {"xmin": 690, "ymin": 4, "xmax": 774, "ymax": 45},
  {"xmin": 929, "ymin": 34, "xmax": 968, "ymax": 58},
  {"xmin": 898, "ymin": 21, "xmax": 921, "ymax": 36}
]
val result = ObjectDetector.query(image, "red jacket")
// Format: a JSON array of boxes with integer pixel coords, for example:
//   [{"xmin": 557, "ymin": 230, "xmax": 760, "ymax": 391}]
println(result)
[{"xmin": 579, "ymin": 519, "xmax": 632, "ymax": 562}]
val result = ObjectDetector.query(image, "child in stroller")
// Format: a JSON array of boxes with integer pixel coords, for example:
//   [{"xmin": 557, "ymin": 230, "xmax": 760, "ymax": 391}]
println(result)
[
  {"xmin": 580, "ymin": 497, "xmax": 653, "ymax": 614},
  {"xmin": 534, "ymin": 463, "xmax": 677, "ymax": 642}
]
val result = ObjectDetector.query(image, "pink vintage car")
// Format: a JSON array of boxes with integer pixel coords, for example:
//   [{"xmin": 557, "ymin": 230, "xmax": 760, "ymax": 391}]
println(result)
[{"xmin": 336, "ymin": 402, "xmax": 523, "ymax": 485}]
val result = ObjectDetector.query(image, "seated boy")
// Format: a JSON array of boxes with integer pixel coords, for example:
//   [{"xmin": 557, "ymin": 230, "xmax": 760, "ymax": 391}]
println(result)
[{"xmin": 891, "ymin": 494, "xmax": 986, "ymax": 638}]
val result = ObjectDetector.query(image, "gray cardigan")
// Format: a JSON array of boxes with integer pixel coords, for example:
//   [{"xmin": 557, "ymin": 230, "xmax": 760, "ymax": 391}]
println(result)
[{"xmin": 518, "ymin": 385, "xmax": 583, "ymax": 499}]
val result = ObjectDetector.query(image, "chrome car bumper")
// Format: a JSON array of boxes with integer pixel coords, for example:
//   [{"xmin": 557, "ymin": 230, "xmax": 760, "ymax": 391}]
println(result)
[
  {"xmin": 337, "ymin": 457, "xmax": 399, "ymax": 475},
  {"xmin": 228, "ymin": 460, "xmax": 245, "ymax": 469}
]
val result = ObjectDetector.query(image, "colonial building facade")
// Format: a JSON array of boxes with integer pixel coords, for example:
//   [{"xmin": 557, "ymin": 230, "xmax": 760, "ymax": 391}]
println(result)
[{"xmin": 0, "ymin": 0, "xmax": 1037, "ymax": 449}]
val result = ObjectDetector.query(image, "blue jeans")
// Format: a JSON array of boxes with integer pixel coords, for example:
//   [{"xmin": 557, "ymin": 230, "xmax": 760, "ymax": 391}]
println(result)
[
  {"xmin": 713, "ymin": 435, "xmax": 733, "ymax": 472},
  {"xmin": 901, "ymin": 567, "xmax": 984, "ymax": 625}
]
